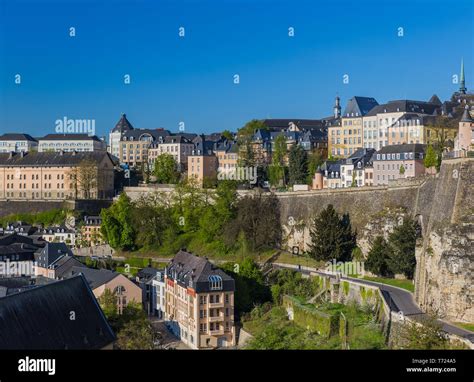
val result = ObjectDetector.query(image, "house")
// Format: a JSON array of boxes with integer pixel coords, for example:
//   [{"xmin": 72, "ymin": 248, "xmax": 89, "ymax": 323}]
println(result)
[
  {"xmin": 0, "ymin": 221, "xmax": 37, "ymax": 237},
  {"xmin": 0, "ymin": 233, "xmax": 44, "ymax": 277},
  {"xmin": 119, "ymin": 128, "xmax": 170, "ymax": 167},
  {"xmin": 136, "ymin": 267, "xmax": 166, "ymax": 318},
  {"xmin": 109, "ymin": 113, "xmax": 135, "ymax": 159},
  {"xmin": 34, "ymin": 242, "xmax": 73, "ymax": 277},
  {"xmin": 373, "ymin": 144, "xmax": 426, "ymax": 186},
  {"xmin": 165, "ymin": 250, "xmax": 236, "ymax": 349},
  {"xmin": 312, "ymin": 160, "xmax": 343, "ymax": 189},
  {"xmin": 329, "ymin": 96, "xmax": 379, "ymax": 157},
  {"xmin": 39, "ymin": 225, "xmax": 78, "ymax": 247},
  {"xmin": 0, "ymin": 276, "xmax": 116, "ymax": 349},
  {"xmin": 455, "ymin": 106, "xmax": 474, "ymax": 153},
  {"xmin": 215, "ymin": 140, "xmax": 239, "ymax": 178},
  {"xmin": 0, "ymin": 151, "xmax": 116, "ymax": 200},
  {"xmin": 0, "ymin": 133, "xmax": 38, "ymax": 153},
  {"xmin": 147, "ymin": 135, "xmax": 194, "ymax": 171},
  {"xmin": 38, "ymin": 134, "xmax": 106, "ymax": 152},
  {"xmin": 66, "ymin": 266, "xmax": 142, "ymax": 313},
  {"xmin": 187, "ymin": 136, "xmax": 218, "ymax": 187},
  {"xmin": 340, "ymin": 148, "xmax": 376, "ymax": 188},
  {"xmin": 80, "ymin": 215, "xmax": 104, "ymax": 246}
]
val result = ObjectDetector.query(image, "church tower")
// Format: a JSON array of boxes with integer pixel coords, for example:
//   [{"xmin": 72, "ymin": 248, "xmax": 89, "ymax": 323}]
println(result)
[{"xmin": 333, "ymin": 95, "xmax": 341, "ymax": 119}]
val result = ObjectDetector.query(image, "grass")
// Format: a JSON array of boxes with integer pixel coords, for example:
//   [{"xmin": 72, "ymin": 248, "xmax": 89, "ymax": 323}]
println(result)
[
  {"xmin": 274, "ymin": 251, "xmax": 323, "ymax": 268},
  {"xmin": 360, "ymin": 276, "xmax": 415, "ymax": 293},
  {"xmin": 453, "ymin": 322, "xmax": 474, "ymax": 332}
]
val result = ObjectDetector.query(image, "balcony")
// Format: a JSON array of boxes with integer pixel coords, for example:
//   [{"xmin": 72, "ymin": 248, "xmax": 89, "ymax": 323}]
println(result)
[
  {"xmin": 209, "ymin": 329, "xmax": 224, "ymax": 336},
  {"xmin": 209, "ymin": 301, "xmax": 224, "ymax": 308},
  {"xmin": 208, "ymin": 315, "xmax": 224, "ymax": 323}
]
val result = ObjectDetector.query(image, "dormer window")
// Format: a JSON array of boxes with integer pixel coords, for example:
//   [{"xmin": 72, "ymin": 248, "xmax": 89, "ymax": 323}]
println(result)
[{"xmin": 209, "ymin": 275, "xmax": 223, "ymax": 290}]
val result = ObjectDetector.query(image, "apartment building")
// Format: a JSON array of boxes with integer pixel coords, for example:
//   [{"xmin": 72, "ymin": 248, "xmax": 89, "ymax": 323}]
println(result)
[
  {"xmin": 119, "ymin": 128, "xmax": 170, "ymax": 167},
  {"xmin": 0, "ymin": 151, "xmax": 115, "ymax": 200},
  {"xmin": 38, "ymin": 134, "xmax": 106, "ymax": 152},
  {"xmin": 329, "ymin": 96, "xmax": 379, "ymax": 158},
  {"xmin": 0, "ymin": 133, "xmax": 38, "ymax": 153},
  {"xmin": 340, "ymin": 148, "xmax": 375, "ymax": 188},
  {"xmin": 39, "ymin": 226, "xmax": 78, "ymax": 247},
  {"xmin": 109, "ymin": 113, "xmax": 134, "ymax": 158},
  {"xmin": 80, "ymin": 215, "xmax": 104, "ymax": 246},
  {"xmin": 312, "ymin": 160, "xmax": 343, "ymax": 189},
  {"xmin": 148, "ymin": 135, "xmax": 194, "ymax": 170},
  {"xmin": 187, "ymin": 137, "xmax": 218, "ymax": 187},
  {"xmin": 362, "ymin": 100, "xmax": 439, "ymax": 151},
  {"xmin": 373, "ymin": 144, "xmax": 426, "ymax": 186},
  {"xmin": 215, "ymin": 140, "xmax": 239, "ymax": 175},
  {"xmin": 165, "ymin": 250, "xmax": 235, "ymax": 349}
]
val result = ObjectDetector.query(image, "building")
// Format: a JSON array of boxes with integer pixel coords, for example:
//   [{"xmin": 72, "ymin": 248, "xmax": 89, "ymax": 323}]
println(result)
[
  {"xmin": 0, "ymin": 276, "xmax": 116, "ymax": 349},
  {"xmin": 147, "ymin": 135, "xmax": 194, "ymax": 171},
  {"xmin": 165, "ymin": 250, "xmax": 236, "ymax": 349},
  {"xmin": 329, "ymin": 96, "xmax": 379, "ymax": 158},
  {"xmin": 80, "ymin": 215, "xmax": 104, "ymax": 247},
  {"xmin": 0, "ymin": 133, "xmax": 38, "ymax": 153},
  {"xmin": 455, "ymin": 106, "xmax": 474, "ymax": 153},
  {"xmin": 38, "ymin": 134, "xmax": 106, "ymax": 152},
  {"xmin": 34, "ymin": 242, "xmax": 74, "ymax": 278},
  {"xmin": 340, "ymin": 148, "xmax": 376, "ymax": 188},
  {"xmin": 136, "ymin": 267, "xmax": 166, "ymax": 318},
  {"xmin": 39, "ymin": 226, "xmax": 78, "ymax": 247},
  {"xmin": 312, "ymin": 160, "xmax": 343, "ymax": 189},
  {"xmin": 109, "ymin": 113, "xmax": 134, "ymax": 158},
  {"xmin": 362, "ymin": 100, "xmax": 440, "ymax": 151},
  {"xmin": 0, "ymin": 233, "xmax": 43, "ymax": 277},
  {"xmin": 119, "ymin": 128, "xmax": 170, "ymax": 168},
  {"xmin": 66, "ymin": 266, "xmax": 142, "ymax": 313},
  {"xmin": 215, "ymin": 140, "xmax": 239, "ymax": 177},
  {"xmin": 373, "ymin": 144, "xmax": 426, "ymax": 186},
  {"xmin": 0, "ymin": 151, "xmax": 115, "ymax": 200},
  {"xmin": 0, "ymin": 221, "xmax": 37, "ymax": 237},
  {"xmin": 187, "ymin": 136, "xmax": 218, "ymax": 187}
]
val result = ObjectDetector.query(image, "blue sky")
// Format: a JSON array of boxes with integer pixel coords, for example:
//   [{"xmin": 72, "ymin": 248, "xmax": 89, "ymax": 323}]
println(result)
[{"xmin": 0, "ymin": 0, "xmax": 473, "ymax": 138}]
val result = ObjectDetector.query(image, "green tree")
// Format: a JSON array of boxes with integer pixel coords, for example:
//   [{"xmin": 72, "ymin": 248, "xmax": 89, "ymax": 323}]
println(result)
[
  {"xmin": 365, "ymin": 236, "xmax": 392, "ymax": 277},
  {"xmin": 154, "ymin": 153, "xmax": 179, "ymax": 184},
  {"xmin": 222, "ymin": 130, "xmax": 234, "ymax": 141},
  {"xmin": 268, "ymin": 135, "xmax": 288, "ymax": 187},
  {"xmin": 399, "ymin": 164, "xmax": 406, "ymax": 175},
  {"xmin": 424, "ymin": 144, "xmax": 437, "ymax": 170},
  {"xmin": 387, "ymin": 217, "xmax": 417, "ymax": 279},
  {"xmin": 402, "ymin": 315, "xmax": 448, "ymax": 349},
  {"xmin": 237, "ymin": 119, "xmax": 267, "ymax": 167},
  {"xmin": 307, "ymin": 150, "xmax": 324, "ymax": 184},
  {"xmin": 308, "ymin": 205, "xmax": 356, "ymax": 262},
  {"xmin": 288, "ymin": 144, "xmax": 308, "ymax": 185},
  {"xmin": 100, "ymin": 192, "xmax": 136, "ymax": 250}
]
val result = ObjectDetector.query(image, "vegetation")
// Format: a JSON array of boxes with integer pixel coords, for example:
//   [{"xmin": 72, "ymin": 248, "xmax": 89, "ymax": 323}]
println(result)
[
  {"xmin": 153, "ymin": 153, "xmax": 180, "ymax": 184},
  {"xmin": 423, "ymin": 144, "xmax": 437, "ymax": 170},
  {"xmin": 98, "ymin": 290, "xmax": 155, "ymax": 350},
  {"xmin": 288, "ymin": 144, "xmax": 308, "ymax": 185},
  {"xmin": 307, "ymin": 151, "xmax": 324, "ymax": 184},
  {"xmin": 361, "ymin": 276, "xmax": 414, "ymax": 292},
  {"xmin": 308, "ymin": 204, "xmax": 356, "ymax": 262},
  {"xmin": 0, "ymin": 209, "xmax": 70, "ymax": 228},
  {"xmin": 401, "ymin": 315, "xmax": 448, "ymax": 350},
  {"xmin": 268, "ymin": 134, "xmax": 287, "ymax": 187},
  {"xmin": 365, "ymin": 236, "xmax": 392, "ymax": 277}
]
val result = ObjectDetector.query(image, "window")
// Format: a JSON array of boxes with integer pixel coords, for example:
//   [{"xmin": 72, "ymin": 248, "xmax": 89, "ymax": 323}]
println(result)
[{"xmin": 208, "ymin": 275, "xmax": 223, "ymax": 290}]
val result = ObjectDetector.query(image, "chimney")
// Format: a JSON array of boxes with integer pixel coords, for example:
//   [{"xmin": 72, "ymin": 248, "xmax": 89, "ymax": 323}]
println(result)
[{"xmin": 9, "ymin": 151, "xmax": 14, "ymax": 159}]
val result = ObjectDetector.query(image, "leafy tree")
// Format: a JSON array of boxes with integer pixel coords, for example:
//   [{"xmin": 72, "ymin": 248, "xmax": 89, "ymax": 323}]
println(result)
[
  {"xmin": 399, "ymin": 164, "xmax": 406, "ymax": 175},
  {"xmin": 237, "ymin": 119, "xmax": 267, "ymax": 167},
  {"xmin": 307, "ymin": 150, "xmax": 324, "ymax": 183},
  {"xmin": 387, "ymin": 217, "xmax": 417, "ymax": 279},
  {"xmin": 365, "ymin": 236, "xmax": 392, "ymax": 277},
  {"xmin": 100, "ymin": 192, "xmax": 136, "ymax": 250},
  {"xmin": 288, "ymin": 144, "xmax": 308, "ymax": 185},
  {"xmin": 424, "ymin": 145, "xmax": 437, "ymax": 170},
  {"xmin": 69, "ymin": 160, "xmax": 98, "ymax": 199},
  {"xmin": 153, "ymin": 153, "xmax": 179, "ymax": 184},
  {"xmin": 401, "ymin": 315, "xmax": 448, "ymax": 349},
  {"xmin": 308, "ymin": 204, "xmax": 356, "ymax": 262},
  {"xmin": 227, "ymin": 193, "xmax": 281, "ymax": 251},
  {"xmin": 172, "ymin": 179, "xmax": 209, "ymax": 233},
  {"xmin": 221, "ymin": 130, "xmax": 234, "ymax": 141},
  {"xmin": 268, "ymin": 135, "xmax": 288, "ymax": 187}
]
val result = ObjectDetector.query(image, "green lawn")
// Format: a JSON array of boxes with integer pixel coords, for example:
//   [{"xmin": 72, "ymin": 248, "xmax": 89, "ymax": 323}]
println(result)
[
  {"xmin": 274, "ymin": 251, "xmax": 323, "ymax": 268},
  {"xmin": 453, "ymin": 322, "xmax": 474, "ymax": 332},
  {"xmin": 360, "ymin": 276, "xmax": 415, "ymax": 292}
]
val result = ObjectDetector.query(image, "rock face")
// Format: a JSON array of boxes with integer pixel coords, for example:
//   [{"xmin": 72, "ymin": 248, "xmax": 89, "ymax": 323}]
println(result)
[{"xmin": 415, "ymin": 159, "xmax": 474, "ymax": 323}]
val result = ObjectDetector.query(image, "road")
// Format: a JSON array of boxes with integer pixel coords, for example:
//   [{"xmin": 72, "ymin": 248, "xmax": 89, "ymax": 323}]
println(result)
[{"xmin": 273, "ymin": 263, "xmax": 474, "ymax": 344}]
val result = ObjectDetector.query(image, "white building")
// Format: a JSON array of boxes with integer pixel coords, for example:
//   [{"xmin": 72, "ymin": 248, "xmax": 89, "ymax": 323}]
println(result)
[
  {"xmin": 340, "ymin": 148, "xmax": 375, "ymax": 188},
  {"xmin": 0, "ymin": 133, "xmax": 38, "ymax": 153},
  {"xmin": 109, "ymin": 113, "xmax": 134, "ymax": 158},
  {"xmin": 39, "ymin": 226, "xmax": 78, "ymax": 248},
  {"xmin": 38, "ymin": 134, "xmax": 106, "ymax": 152}
]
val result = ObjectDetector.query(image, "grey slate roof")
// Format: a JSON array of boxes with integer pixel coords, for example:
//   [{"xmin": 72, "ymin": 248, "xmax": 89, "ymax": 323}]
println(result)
[
  {"xmin": 0, "ymin": 151, "xmax": 115, "ymax": 167},
  {"xmin": 0, "ymin": 276, "xmax": 116, "ymax": 349},
  {"xmin": 343, "ymin": 96, "xmax": 379, "ymax": 117},
  {"xmin": 365, "ymin": 100, "xmax": 440, "ymax": 117},
  {"xmin": 112, "ymin": 113, "xmax": 134, "ymax": 133},
  {"xmin": 68, "ymin": 266, "xmax": 119, "ymax": 289},
  {"xmin": 374, "ymin": 143, "xmax": 426, "ymax": 156},
  {"xmin": 34, "ymin": 242, "xmax": 73, "ymax": 268},
  {"xmin": 39, "ymin": 134, "xmax": 102, "ymax": 141},
  {"xmin": 263, "ymin": 119, "xmax": 325, "ymax": 131},
  {"xmin": 166, "ymin": 250, "xmax": 235, "ymax": 293},
  {"xmin": 0, "ymin": 133, "xmax": 37, "ymax": 142},
  {"xmin": 461, "ymin": 106, "xmax": 473, "ymax": 122},
  {"xmin": 121, "ymin": 128, "xmax": 170, "ymax": 141}
]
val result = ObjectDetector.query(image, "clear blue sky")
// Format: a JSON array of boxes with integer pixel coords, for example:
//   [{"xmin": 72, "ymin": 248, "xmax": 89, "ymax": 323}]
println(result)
[{"xmin": 0, "ymin": 0, "xmax": 473, "ymax": 138}]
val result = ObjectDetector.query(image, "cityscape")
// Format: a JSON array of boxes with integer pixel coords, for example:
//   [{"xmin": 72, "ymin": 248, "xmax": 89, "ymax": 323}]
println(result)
[{"xmin": 0, "ymin": 0, "xmax": 473, "ymax": 380}]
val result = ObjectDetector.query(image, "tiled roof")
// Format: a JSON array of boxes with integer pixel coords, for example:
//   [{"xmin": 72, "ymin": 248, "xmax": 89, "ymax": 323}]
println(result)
[
  {"xmin": 365, "ymin": 100, "xmax": 439, "ymax": 117},
  {"xmin": 112, "ymin": 113, "xmax": 134, "ymax": 133},
  {"xmin": 343, "ymin": 96, "xmax": 379, "ymax": 117},
  {"xmin": 375, "ymin": 143, "xmax": 426, "ymax": 155},
  {"xmin": 68, "ymin": 266, "xmax": 119, "ymax": 290},
  {"xmin": 0, "ymin": 276, "xmax": 116, "ymax": 349}
]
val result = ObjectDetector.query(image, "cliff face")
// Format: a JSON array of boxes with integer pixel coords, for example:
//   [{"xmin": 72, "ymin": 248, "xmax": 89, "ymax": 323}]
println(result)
[
  {"xmin": 279, "ymin": 159, "xmax": 473, "ymax": 322},
  {"xmin": 415, "ymin": 158, "xmax": 474, "ymax": 323}
]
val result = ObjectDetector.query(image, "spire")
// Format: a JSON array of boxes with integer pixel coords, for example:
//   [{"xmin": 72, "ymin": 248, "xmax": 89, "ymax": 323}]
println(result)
[
  {"xmin": 460, "ymin": 105, "xmax": 472, "ymax": 123},
  {"xmin": 333, "ymin": 95, "xmax": 341, "ymax": 119},
  {"xmin": 459, "ymin": 58, "xmax": 467, "ymax": 94}
]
